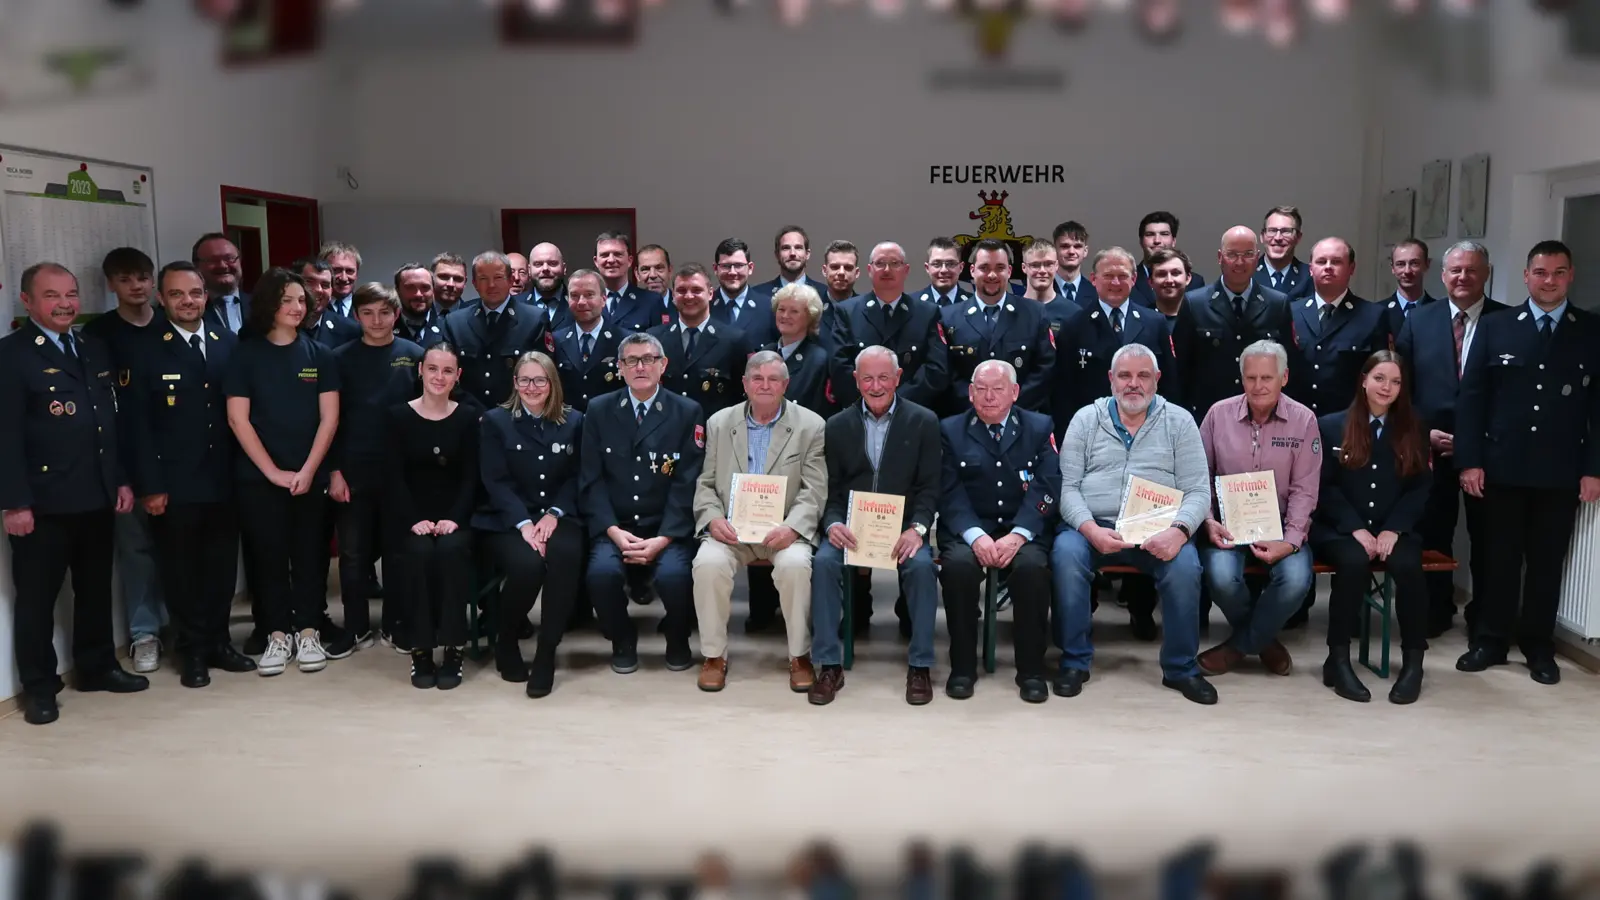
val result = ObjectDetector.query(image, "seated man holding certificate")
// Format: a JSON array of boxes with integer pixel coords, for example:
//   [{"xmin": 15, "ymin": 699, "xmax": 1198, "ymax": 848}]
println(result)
[
  {"xmin": 1050, "ymin": 343, "xmax": 1216, "ymax": 705},
  {"xmin": 808, "ymin": 345, "xmax": 942, "ymax": 707},
  {"xmin": 937, "ymin": 360, "xmax": 1059, "ymax": 704},
  {"xmin": 1195, "ymin": 340, "xmax": 1321, "ymax": 678},
  {"xmin": 691, "ymin": 351, "xmax": 828, "ymax": 693}
]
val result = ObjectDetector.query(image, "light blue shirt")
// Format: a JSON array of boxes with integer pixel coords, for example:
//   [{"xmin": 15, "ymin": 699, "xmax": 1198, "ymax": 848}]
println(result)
[
  {"xmin": 30, "ymin": 320, "xmax": 73, "ymax": 354},
  {"xmin": 218, "ymin": 293, "xmax": 244, "ymax": 332},
  {"xmin": 779, "ymin": 337, "xmax": 804, "ymax": 360},
  {"xmin": 1098, "ymin": 298, "xmax": 1128, "ymax": 327},
  {"xmin": 719, "ymin": 286, "xmax": 753, "ymax": 321},
  {"xmin": 746, "ymin": 404, "xmax": 783, "ymax": 473},
  {"xmin": 1056, "ymin": 273, "xmax": 1083, "ymax": 300},
  {"xmin": 630, "ymin": 387, "xmax": 660, "ymax": 419},
  {"xmin": 1370, "ymin": 413, "xmax": 1386, "ymax": 442},
  {"xmin": 1530, "ymin": 298, "xmax": 1569, "ymax": 335},
  {"xmin": 862, "ymin": 398, "xmax": 897, "ymax": 471}
]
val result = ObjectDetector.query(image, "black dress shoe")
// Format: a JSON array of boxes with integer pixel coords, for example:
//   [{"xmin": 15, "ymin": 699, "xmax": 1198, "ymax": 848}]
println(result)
[
  {"xmin": 180, "ymin": 655, "xmax": 211, "ymax": 689},
  {"xmin": 243, "ymin": 630, "xmax": 269, "ymax": 656},
  {"xmin": 1052, "ymin": 668, "xmax": 1090, "ymax": 697},
  {"xmin": 22, "ymin": 691, "xmax": 59, "ymax": 725},
  {"xmin": 496, "ymin": 645, "xmax": 529, "ymax": 683},
  {"xmin": 664, "ymin": 640, "xmax": 694, "ymax": 672},
  {"xmin": 77, "ymin": 668, "xmax": 149, "ymax": 693},
  {"xmin": 1389, "ymin": 654, "xmax": 1424, "ymax": 704},
  {"xmin": 205, "ymin": 644, "xmax": 257, "ymax": 673},
  {"xmin": 611, "ymin": 645, "xmax": 640, "ymax": 674},
  {"xmin": 1527, "ymin": 655, "xmax": 1561, "ymax": 685},
  {"xmin": 1161, "ymin": 675, "xmax": 1218, "ymax": 705},
  {"xmin": 1018, "ymin": 677, "xmax": 1049, "ymax": 704},
  {"xmin": 527, "ymin": 654, "xmax": 555, "ymax": 698},
  {"xmin": 1322, "ymin": 655, "xmax": 1371, "ymax": 703},
  {"xmin": 945, "ymin": 674, "xmax": 976, "ymax": 700},
  {"xmin": 1455, "ymin": 645, "xmax": 1508, "ymax": 672},
  {"xmin": 1129, "ymin": 611, "xmax": 1158, "ymax": 642}
]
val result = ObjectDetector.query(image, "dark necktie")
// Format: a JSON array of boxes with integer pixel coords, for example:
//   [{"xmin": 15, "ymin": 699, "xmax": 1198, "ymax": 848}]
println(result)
[
  {"xmin": 1452, "ymin": 311, "xmax": 1467, "ymax": 378},
  {"xmin": 684, "ymin": 325, "xmax": 699, "ymax": 357},
  {"xmin": 1062, "ymin": 281, "xmax": 1076, "ymax": 303},
  {"xmin": 580, "ymin": 332, "xmax": 593, "ymax": 362},
  {"xmin": 1319, "ymin": 303, "xmax": 1334, "ymax": 328},
  {"xmin": 60, "ymin": 333, "xmax": 77, "ymax": 360},
  {"xmin": 635, "ymin": 402, "xmax": 647, "ymax": 425},
  {"xmin": 1401, "ymin": 300, "xmax": 1414, "ymax": 318},
  {"xmin": 1110, "ymin": 306, "xmax": 1123, "ymax": 334},
  {"xmin": 983, "ymin": 304, "xmax": 999, "ymax": 329},
  {"xmin": 487, "ymin": 310, "xmax": 502, "ymax": 331},
  {"xmin": 1370, "ymin": 417, "xmax": 1382, "ymax": 443},
  {"xmin": 1539, "ymin": 314, "xmax": 1554, "ymax": 348},
  {"xmin": 1271, "ymin": 271, "xmax": 1284, "ymax": 291},
  {"xmin": 607, "ymin": 291, "xmax": 620, "ymax": 315},
  {"xmin": 1232, "ymin": 294, "xmax": 1245, "ymax": 322},
  {"xmin": 988, "ymin": 423, "xmax": 1003, "ymax": 442},
  {"xmin": 190, "ymin": 333, "xmax": 205, "ymax": 360}
]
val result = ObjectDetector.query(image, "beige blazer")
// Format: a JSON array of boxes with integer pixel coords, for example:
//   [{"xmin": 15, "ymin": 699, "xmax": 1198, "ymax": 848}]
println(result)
[{"xmin": 693, "ymin": 399, "xmax": 827, "ymax": 545}]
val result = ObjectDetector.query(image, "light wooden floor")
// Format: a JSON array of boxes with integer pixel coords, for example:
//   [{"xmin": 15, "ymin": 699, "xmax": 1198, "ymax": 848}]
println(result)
[{"xmin": 3, "ymin": 580, "xmax": 1599, "ymax": 898}]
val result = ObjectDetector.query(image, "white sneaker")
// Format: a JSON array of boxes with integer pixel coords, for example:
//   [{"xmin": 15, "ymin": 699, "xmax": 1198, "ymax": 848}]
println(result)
[
  {"xmin": 131, "ymin": 636, "xmax": 160, "ymax": 673},
  {"xmin": 258, "ymin": 634, "xmax": 293, "ymax": 676},
  {"xmin": 297, "ymin": 631, "xmax": 328, "ymax": 672}
]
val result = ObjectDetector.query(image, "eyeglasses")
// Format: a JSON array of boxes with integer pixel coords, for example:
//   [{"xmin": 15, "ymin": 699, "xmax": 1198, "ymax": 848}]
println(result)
[
  {"xmin": 869, "ymin": 260, "xmax": 906, "ymax": 270},
  {"xmin": 716, "ymin": 263, "xmax": 750, "ymax": 272},
  {"xmin": 927, "ymin": 260, "xmax": 961, "ymax": 270},
  {"xmin": 619, "ymin": 355, "xmax": 661, "ymax": 368},
  {"xmin": 1263, "ymin": 227, "xmax": 1299, "ymax": 237},
  {"xmin": 514, "ymin": 376, "xmax": 551, "ymax": 388},
  {"xmin": 1222, "ymin": 250, "xmax": 1259, "ymax": 262},
  {"xmin": 204, "ymin": 255, "xmax": 241, "ymax": 265}
]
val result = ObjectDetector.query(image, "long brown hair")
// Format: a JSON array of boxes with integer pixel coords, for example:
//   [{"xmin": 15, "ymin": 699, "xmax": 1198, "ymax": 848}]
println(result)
[{"xmin": 1339, "ymin": 350, "xmax": 1428, "ymax": 478}]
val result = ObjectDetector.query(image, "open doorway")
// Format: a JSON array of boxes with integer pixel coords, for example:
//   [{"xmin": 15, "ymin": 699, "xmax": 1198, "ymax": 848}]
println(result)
[
  {"xmin": 220, "ymin": 186, "xmax": 321, "ymax": 291},
  {"xmin": 501, "ymin": 208, "xmax": 637, "ymax": 269}
]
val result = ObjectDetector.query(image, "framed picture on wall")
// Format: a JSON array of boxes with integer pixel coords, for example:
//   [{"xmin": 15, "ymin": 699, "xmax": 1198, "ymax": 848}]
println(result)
[
  {"xmin": 1417, "ymin": 159, "xmax": 1451, "ymax": 239},
  {"xmin": 1459, "ymin": 154, "xmax": 1491, "ymax": 239},
  {"xmin": 1379, "ymin": 188, "xmax": 1415, "ymax": 248}
]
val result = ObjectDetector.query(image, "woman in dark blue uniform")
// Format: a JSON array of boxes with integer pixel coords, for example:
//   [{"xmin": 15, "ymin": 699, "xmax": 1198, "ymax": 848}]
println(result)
[
  {"xmin": 476, "ymin": 350, "xmax": 584, "ymax": 697},
  {"xmin": 764, "ymin": 282, "xmax": 835, "ymax": 419},
  {"xmin": 224, "ymin": 267, "xmax": 341, "ymax": 677},
  {"xmin": 385, "ymin": 342, "xmax": 478, "ymax": 690},
  {"xmin": 1313, "ymin": 350, "xmax": 1432, "ymax": 705}
]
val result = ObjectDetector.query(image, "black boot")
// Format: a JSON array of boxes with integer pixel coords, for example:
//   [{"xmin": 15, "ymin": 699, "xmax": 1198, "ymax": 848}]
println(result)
[
  {"xmin": 496, "ymin": 641, "xmax": 528, "ymax": 683},
  {"xmin": 1389, "ymin": 649, "xmax": 1424, "ymax": 704},
  {"xmin": 436, "ymin": 647, "xmax": 464, "ymax": 690},
  {"xmin": 410, "ymin": 649, "xmax": 437, "ymax": 690},
  {"xmin": 1322, "ymin": 647, "xmax": 1371, "ymax": 703},
  {"xmin": 527, "ymin": 647, "xmax": 556, "ymax": 699}
]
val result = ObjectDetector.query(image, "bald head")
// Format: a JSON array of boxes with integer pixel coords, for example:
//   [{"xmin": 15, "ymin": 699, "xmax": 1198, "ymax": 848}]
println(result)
[
  {"xmin": 528, "ymin": 242, "xmax": 568, "ymax": 297},
  {"xmin": 1218, "ymin": 226, "xmax": 1261, "ymax": 293},
  {"xmin": 506, "ymin": 252, "xmax": 529, "ymax": 294}
]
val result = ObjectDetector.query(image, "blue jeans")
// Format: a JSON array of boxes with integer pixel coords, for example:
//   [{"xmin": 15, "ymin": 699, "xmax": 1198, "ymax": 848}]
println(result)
[
  {"xmin": 1050, "ymin": 527, "xmax": 1202, "ymax": 679},
  {"xmin": 1200, "ymin": 543, "xmax": 1315, "ymax": 655},
  {"xmin": 587, "ymin": 538, "xmax": 695, "ymax": 648},
  {"xmin": 811, "ymin": 541, "xmax": 938, "ymax": 668},
  {"xmin": 115, "ymin": 509, "xmax": 167, "ymax": 642}
]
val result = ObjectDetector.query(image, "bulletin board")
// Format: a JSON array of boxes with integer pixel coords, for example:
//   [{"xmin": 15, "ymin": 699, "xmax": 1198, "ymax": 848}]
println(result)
[{"xmin": 0, "ymin": 144, "xmax": 158, "ymax": 324}]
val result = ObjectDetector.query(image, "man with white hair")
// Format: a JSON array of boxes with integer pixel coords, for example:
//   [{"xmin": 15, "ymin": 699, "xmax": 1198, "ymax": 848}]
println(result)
[
  {"xmin": 937, "ymin": 360, "xmax": 1059, "ymax": 703},
  {"xmin": 1050, "ymin": 343, "xmax": 1216, "ymax": 704},
  {"xmin": 1195, "ymin": 340, "xmax": 1321, "ymax": 679}
]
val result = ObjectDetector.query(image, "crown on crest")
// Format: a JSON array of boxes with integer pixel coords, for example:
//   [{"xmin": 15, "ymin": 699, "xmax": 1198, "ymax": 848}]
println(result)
[{"xmin": 978, "ymin": 190, "xmax": 1009, "ymax": 206}]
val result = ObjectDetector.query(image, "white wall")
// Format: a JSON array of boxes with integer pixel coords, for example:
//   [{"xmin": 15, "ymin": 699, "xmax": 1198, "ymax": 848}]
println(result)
[
  {"xmin": 339, "ymin": 5, "xmax": 1379, "ymax": 282},
  {"xmin": 0, "ymin": 1, "xmax": 324, "ymax": 701}
]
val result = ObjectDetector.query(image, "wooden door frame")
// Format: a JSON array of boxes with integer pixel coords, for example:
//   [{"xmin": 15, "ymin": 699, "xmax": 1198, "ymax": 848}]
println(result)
[{"xmin": 220, "ymin": 185, "xmax": 321, "ymax": 251}]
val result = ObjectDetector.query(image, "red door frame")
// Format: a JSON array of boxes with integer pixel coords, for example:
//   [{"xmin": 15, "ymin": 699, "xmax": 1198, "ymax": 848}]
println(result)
[
  {"xmin": 220, "ymin": 185, "xmax": 322, "ymax": 258},
  {"xmin": 500, "ymin": 207, "xmax": 638, "ymax": 255}
]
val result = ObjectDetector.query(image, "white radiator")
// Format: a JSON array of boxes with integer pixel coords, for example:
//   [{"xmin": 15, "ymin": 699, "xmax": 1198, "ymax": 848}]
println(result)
[{"xmin": 1558, "ymin": 499, "xmax": 1600, "ymax": 639}]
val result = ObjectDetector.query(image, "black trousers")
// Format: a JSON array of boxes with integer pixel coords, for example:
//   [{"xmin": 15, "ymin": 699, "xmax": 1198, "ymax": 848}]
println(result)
[
  {"xmin": 334, "ymin": 485, "xmax": 385, "ymax": 635},
  {"xmin": 237, "ymin": 482, "xmax": 329, "ymax": 635},
  {"xmin": 8, "ymin": 510, "xmax": 118, "ymax": 694},
  {"xmin": 393, "ymin": 529, "xmax": 473, "ymax": 650},
  {"xmin": 149, "ymin": 501, "xmax": 239, "ymax": 655},
  {"xmin": 485, "ymin": 522, "xmax": 582, "ymax": 653},
  {"xmin": 939, "ymin": 541, "xmax": 1050, "ymax": 679},
  {"xmin": 1478, "ymin": 484, "xmax": 1580, "ymax": 658},
  {"xmin": 1315, "ymin": 534, "xmax": 1428, "ymax": 651},
  {"xmin": 1420, "ymin": 450, "xmax": 1488, "ymax": 630},
  {"xmin": 747, "ymin": 565, "xmax": 779, "ymax": 620}
]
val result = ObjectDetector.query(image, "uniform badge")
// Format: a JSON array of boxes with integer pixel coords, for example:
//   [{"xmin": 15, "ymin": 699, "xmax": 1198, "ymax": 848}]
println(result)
[
  {"xmin": 1311, "ymin": 438, "xmax": 1321, "ymax": 455},
  {"xmin": 1563, "ymin": 385, "xmax": 1573, "ymax": 396},
  {"xmin": 48, "ymin": 400, "xmax": 64, "ymax": 416},
  {"xmin": 209, "ymin": 332, "xmax": 219, "ymax": 340},
  {"xmin": 544, "ymin": 331, "xmax": 555, "ymax": 352},
  {"xmin": 702, "ymin": 380, "xmax": 711, "ymax": 392},
  {"xmin": 167, "ymin": 396, "xmax": 176, "ymax": 407},
  {"xmin": 162, "ymin": 332, "xmax": 173, "ymax": 342},
  {"xmin": 43, "ymin": 368, "xmax": 59, "ymax": 375},
  {"xmin": 662, "ymin": 313, "xmax": 672, "ymax": 325},
  {"xmin": 118, "ymin": 370, "xmax": 130, "ymax": 387},
  {"xmin": 937, "ymin": 323, "xmax": 948, "ymax": 344},
  {"xmin": 694, "ymin": 424, "xmax": 705, "ymax": 449},
  {"xmin": 605, "ymin": 371, "xmax": 615, "ymax": 382},
  {"xmin": 35, "ymin": 336, "xmax": 45, "ymax": 346},
  {"xmin": 1014, "ymin": 357, "xmax": 1023, "ymax": 367},
  {"xmin": 64, "ymin": 401, "xmax": 76, "ymax": 415},
  {"xmin": 1048, "ymin": 432, "xmax": 1058, "ymax": 453}
]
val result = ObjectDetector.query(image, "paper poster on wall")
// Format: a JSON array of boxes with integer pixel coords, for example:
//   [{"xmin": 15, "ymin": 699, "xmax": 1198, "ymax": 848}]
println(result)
[{"xmin": 1, "ymin": 146, "xmax": 158, "ymax": 324}]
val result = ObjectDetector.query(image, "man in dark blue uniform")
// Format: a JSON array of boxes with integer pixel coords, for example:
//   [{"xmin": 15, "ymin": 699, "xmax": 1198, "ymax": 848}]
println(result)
[
  {"xmin": 430, "ymin": 252, "xmax": 469, "ymax": 316},
  {"xmin": 709, "ymin": 238, "xmax": 776, "ymax": 347},
  {"xmin": 753, "ymin": 225, "xmax": 829, "ymax": 299},
  {"xmin": 1051, "ymin": 221, "xmax": 1097, "ymax": 309},
  {"xmin": 915, "ymin": 237, "xmax": 973, "ymax": 308},
  {"xmin": 827, "ymin": 241, "xmax": 950, "ymax": 411},
  {"xmin": 1284, "ymin": 237, "xmax": 1391, "ymax": 418},
  {"xmin": 1131, "ymin": 211, "xmax": 1206, "ymax": 308},
  {"xmin": 125, "ymin": 261, "xmax": 256, "ymax": 688},
  {"xmin": 0, "ymin": 263, "xmax": 147, "ymax": 724},
  {"xmin": 579, "ymin": 332, "xmax": 706, "ymax": 673},
  {"xmin": 394, "ymin": 262, "xmax": 445, "ymax": 345},
  {"xmin": 1394, "ymin": 240, "xmax": 1511, "ymax": 637},
  {"xmin": 436, "ymin": 250, "xmax": 552, "ymax": 409},
  {"xmin": 297, "ymin": 258, "xmax": 362, "ymax": 350},
  {"xmin": 1017, "ymin": 239, "xmax": 1082, "ymax": 340},
  {"xmin": 553, "ymin": 269, "xmax": 626, "ymax": 412},
  {"xmin": 940, "ymin": 239, "xmax": 1054, "ymax": 415},
  {"xmin": 595, "ymin": 232, "xmax": 667, "ymax": 334},
  {"xmin": 1172, "ymin": 226, "xmax": 1293, "ymax": 422},
  {"xmin": 937, "ymin": 360, "xmax": 1058, "ymax": 703},
  {"xmin": 1455, "ymin": 240, "xmax": 1600, "ymax": 685},
  {"xmin": 1381, "ymin": 239, "xmax": 1440, "ymax": 338},
  {"xmin": 522, "ymin": 242, "xmax": 571, "ymax": 331},
  {"xmin": 650, "ymin": 263, "xmax": 751, "ymax": 418},
  {"xmin": 635, "ymin": 244, "xmax": 677, "ymax": 323},
  {"xmin": 1253, "ymin": 205, "xmax": 1313, "ymax": 301}
]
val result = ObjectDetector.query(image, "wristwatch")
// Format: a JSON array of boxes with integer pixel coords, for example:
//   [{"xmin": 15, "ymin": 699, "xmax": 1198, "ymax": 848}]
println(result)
[
  {"xmin": 912, "ymin": 523, "xmax": 928, "ymax": 537},
  {"xmin": 1173, "ymin": 522, "xmax": 1190, "ymax": 538}
]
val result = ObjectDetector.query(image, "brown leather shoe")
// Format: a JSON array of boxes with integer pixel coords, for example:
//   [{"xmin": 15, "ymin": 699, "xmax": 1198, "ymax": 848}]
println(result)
[
  {"xmin": 789, "ymin": 655, "xmax": 815, "ymax": 693},
  {"xmin": 697, "ymin": 656, "xmax": 728, "ymax": 692},
  {"xmin": 808, "ymin": 665, "xmax": 844, "ymax": 705},
  {"xmin": 906, "ymin": 666, "xmax": 934, "ymax": 705},
  {"xmin": 1197, "ymin": 643, "xmax": 1245, "ymax": 676},
  {"xmin": 1260, "ymin": 640, "xmax": 1293, "ymax": 676}
]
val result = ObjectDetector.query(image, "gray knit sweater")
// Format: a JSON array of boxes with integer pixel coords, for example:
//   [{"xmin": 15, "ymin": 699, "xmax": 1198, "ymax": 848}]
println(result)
[{"xmin": 1058, "ymin": 396, "xmax": 1212, "ymax": 534}]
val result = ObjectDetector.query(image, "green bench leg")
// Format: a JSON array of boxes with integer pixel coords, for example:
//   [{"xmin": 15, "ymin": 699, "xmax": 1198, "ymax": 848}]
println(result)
[
  {"xmin": 842, "ymin": 565, "xmax": 855, "ymax": 671},
  {"xmin": 1358, "ymin": 571, "xmax": 1393, "ymax": 679},
  {"xmin": 982, "ymin": 568, "xmax": 999, "ymax": 675}
]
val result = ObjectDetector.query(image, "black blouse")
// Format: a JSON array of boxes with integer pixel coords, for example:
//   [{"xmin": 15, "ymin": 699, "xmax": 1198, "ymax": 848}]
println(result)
[{"xmin": 384, "ymin": 401, "xmax": 480, "ymax": 526}]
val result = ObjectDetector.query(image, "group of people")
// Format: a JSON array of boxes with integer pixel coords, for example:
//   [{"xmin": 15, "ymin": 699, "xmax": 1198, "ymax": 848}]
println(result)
[{"xmin": 4, "ymin": 209, "xmax": 1594, "ymax": 727}]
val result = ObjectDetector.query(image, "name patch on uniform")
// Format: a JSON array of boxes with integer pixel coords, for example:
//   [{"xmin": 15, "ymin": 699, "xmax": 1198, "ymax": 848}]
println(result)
[
  {"xmin": 1269, "ymin": 436, "xmax": 1304, "ymax": 450},
  {"xmin": 162, "ymin": 374, "xmax": 182, "ymax": 381}
]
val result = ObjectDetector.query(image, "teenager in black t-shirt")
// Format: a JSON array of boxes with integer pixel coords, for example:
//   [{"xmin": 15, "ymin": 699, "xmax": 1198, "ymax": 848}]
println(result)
[{"xmin": 224, "ymin": 267, "xmax": 341, "ymax": 677}]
